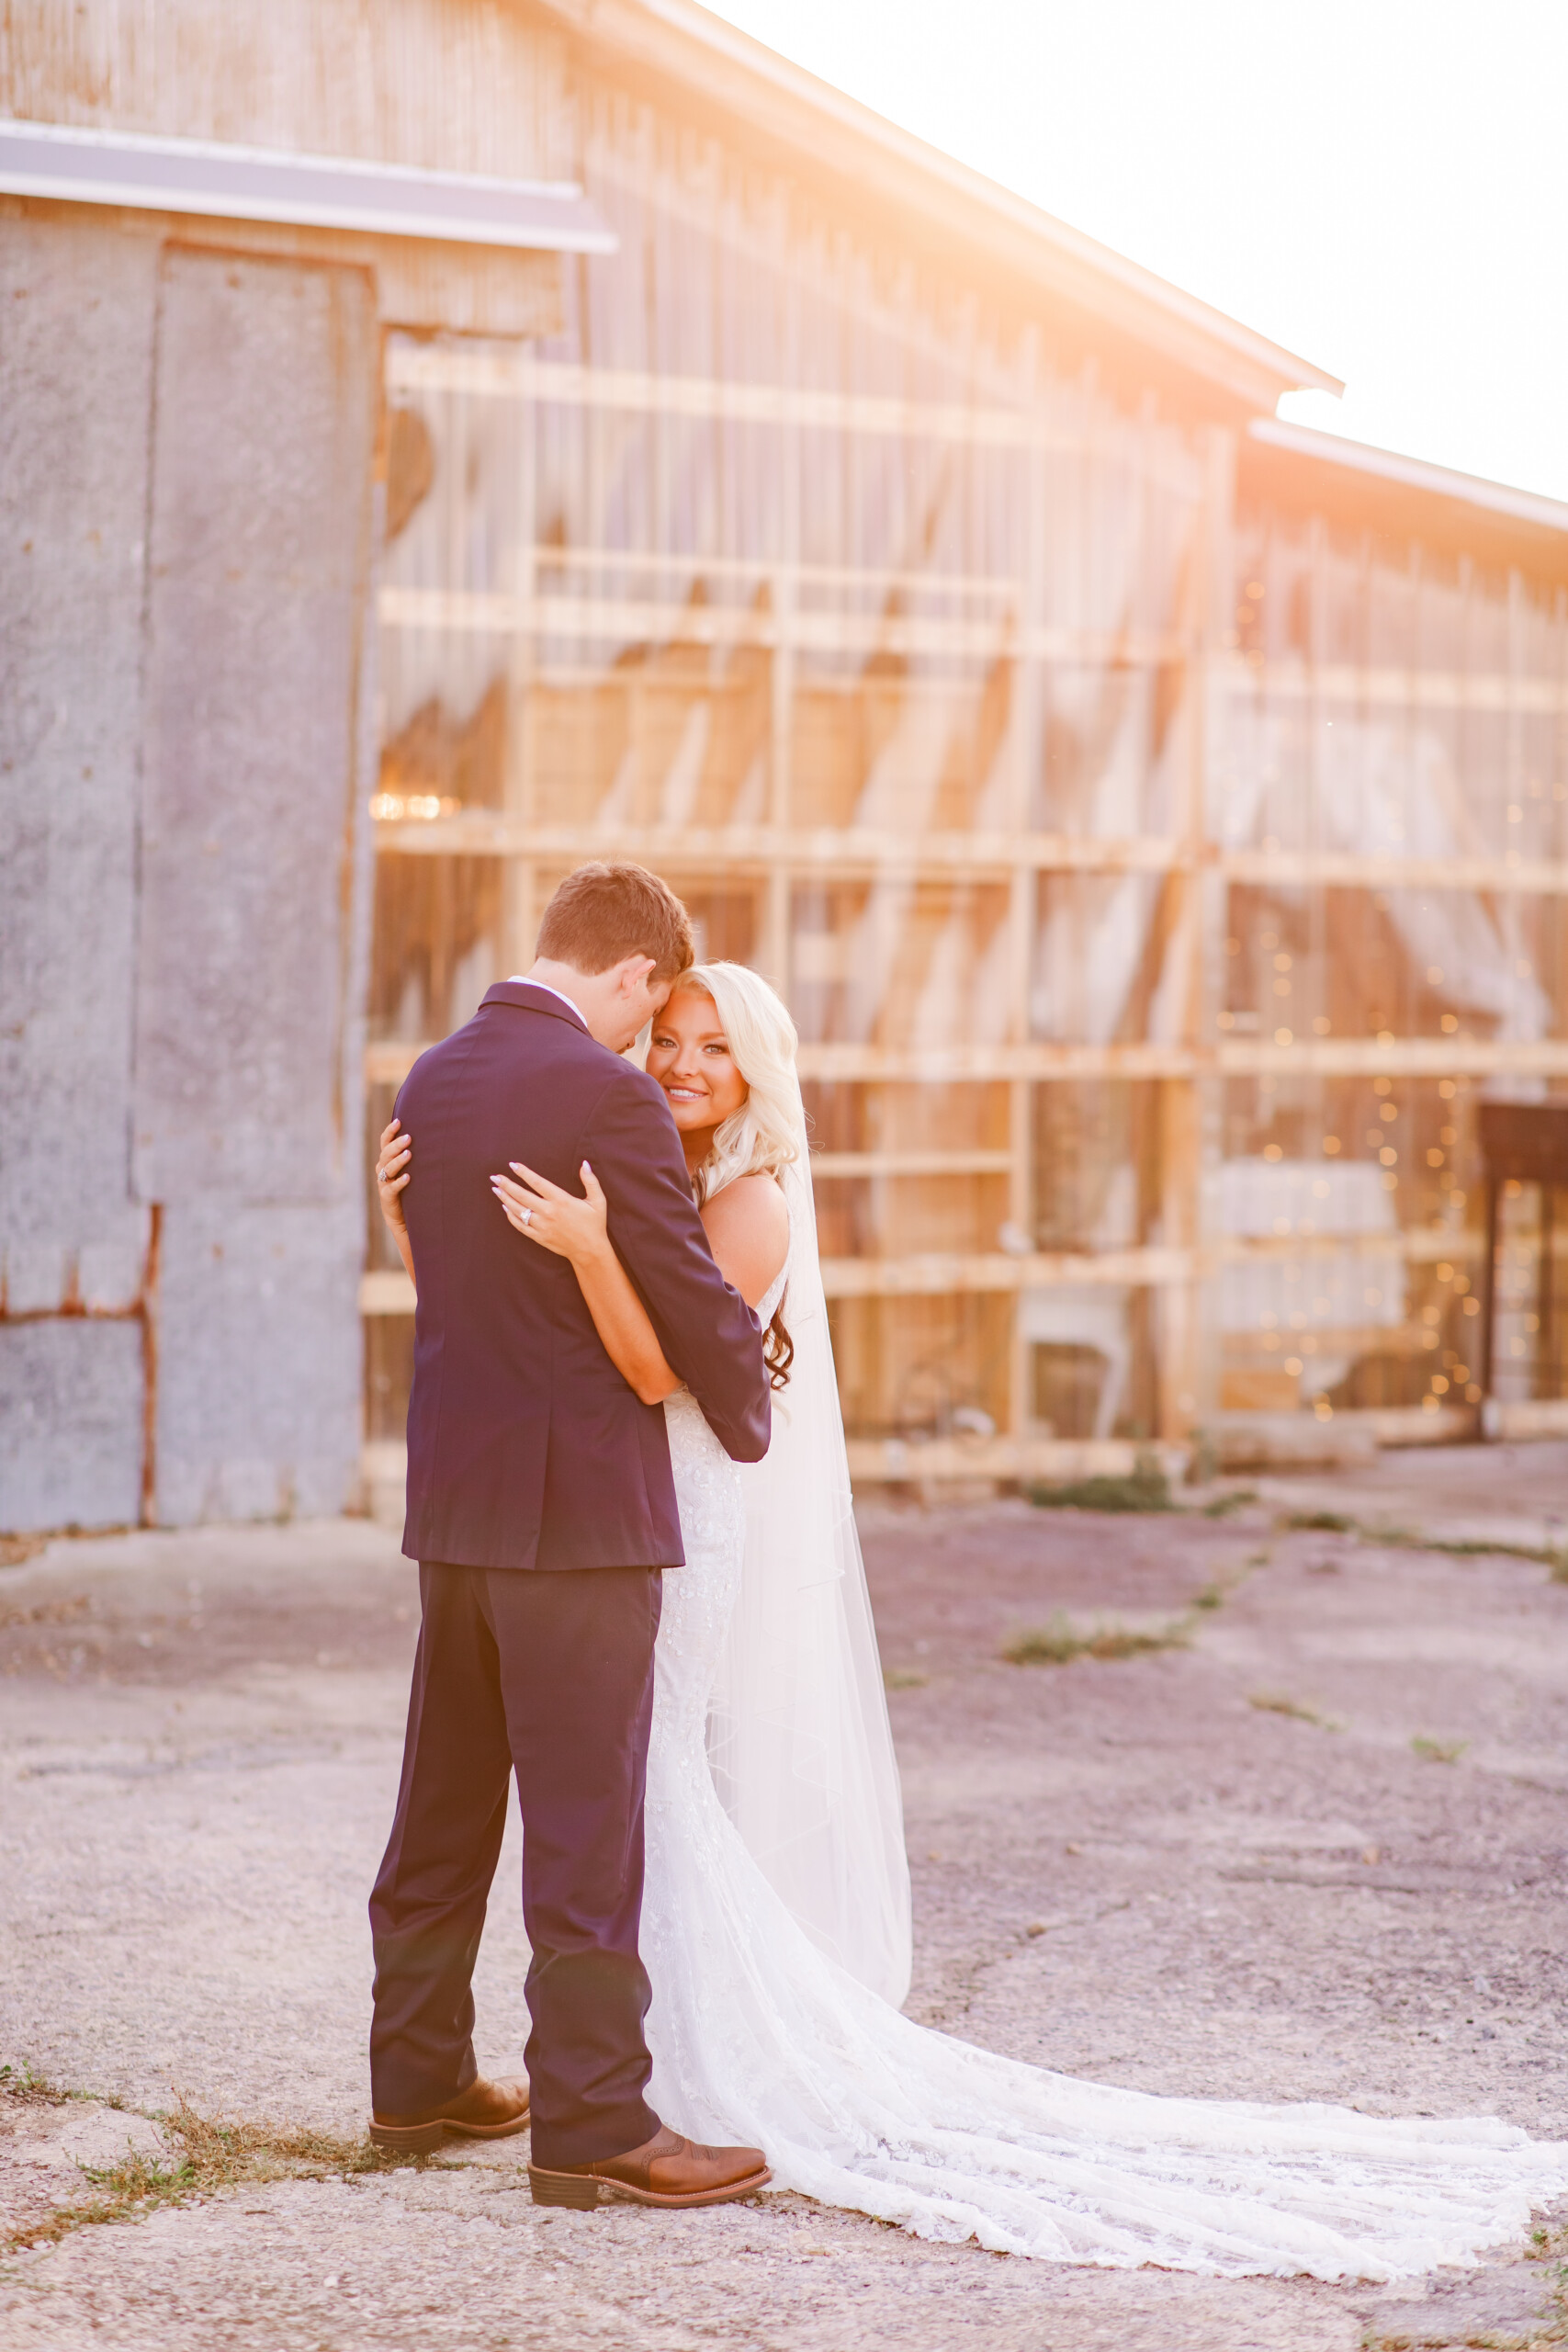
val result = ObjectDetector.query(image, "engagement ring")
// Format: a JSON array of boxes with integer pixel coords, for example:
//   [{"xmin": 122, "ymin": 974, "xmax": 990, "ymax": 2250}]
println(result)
[{"xmin": 520, "ymin": 1206, "xmax": 532, "ymax": 1226}]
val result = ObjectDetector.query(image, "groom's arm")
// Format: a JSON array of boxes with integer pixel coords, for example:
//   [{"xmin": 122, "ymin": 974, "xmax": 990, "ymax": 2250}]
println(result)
[{"xmin": 581, "ymin": 1065, "xmax": 772, "ymax": 1464}]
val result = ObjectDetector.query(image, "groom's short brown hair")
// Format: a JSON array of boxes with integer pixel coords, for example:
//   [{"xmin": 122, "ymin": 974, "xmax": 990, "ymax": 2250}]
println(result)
[{"xmin": 535, "ymin": 863, "xmax": 694, "ymax": 982}]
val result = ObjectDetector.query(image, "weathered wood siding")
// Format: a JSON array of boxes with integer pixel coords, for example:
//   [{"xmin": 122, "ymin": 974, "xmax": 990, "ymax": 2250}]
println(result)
[{"xmin": 0, "ymin": 0, "xmax": 575, "ymax": 179}]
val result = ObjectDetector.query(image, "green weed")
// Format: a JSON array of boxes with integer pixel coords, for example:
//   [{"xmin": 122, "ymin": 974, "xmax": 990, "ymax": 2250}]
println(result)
[
  {"xmin": 1201, "ymin": 1488, "xmax": 1259, "ymax": 1519},
  {"xmin": 1, "ymin": 2090, "xmax": 431, "ymax": 2257},
  {"xmin": 1028, "ymin": 1448, "xmax": 1172, "ymax": 1515},
  {"xmin": 1286, "ymin": 1513, "xmax": 1568, "ymax": 1578},
  {"xmin": 1247, "ymin": 1691, "xmax": 1340, "ymax": 1730},
  {"xmin": 1410, "ymin": 1735, "xmax": 1468, "ymax": 1765},
  {"xmin": 1004, "ymin": 1613, "xmax": 1188, "ymax": 1667}
]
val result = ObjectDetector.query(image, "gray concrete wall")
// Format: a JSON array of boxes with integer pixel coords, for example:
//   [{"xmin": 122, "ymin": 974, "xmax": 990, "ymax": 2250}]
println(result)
[
  {"xmin": 0, "ymin": 214, "xmax": 378, "ymax": 1532},
  {"xmin": 0, "ymin": 214, "xmax": 160, "ymax": 1529},
  {"xmin": 0, "ymin": 1321, "xmax": 146, "ymax": 1531}
]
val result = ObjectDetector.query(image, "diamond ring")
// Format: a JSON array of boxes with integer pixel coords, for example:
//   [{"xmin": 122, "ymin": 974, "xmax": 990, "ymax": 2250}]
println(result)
[{"xmin": 520, "ymin": 1206, "xmax": 532, "ymax": 1226}]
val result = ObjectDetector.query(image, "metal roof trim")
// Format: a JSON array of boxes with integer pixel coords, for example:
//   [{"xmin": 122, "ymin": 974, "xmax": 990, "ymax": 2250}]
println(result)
[
  {"xmin": 1249, "ymin": 418, "xmax": 1568, "ymax": 537},
  {"xmin": 0, "ymin": 118, "xmax": 618, "ymax": 253}
]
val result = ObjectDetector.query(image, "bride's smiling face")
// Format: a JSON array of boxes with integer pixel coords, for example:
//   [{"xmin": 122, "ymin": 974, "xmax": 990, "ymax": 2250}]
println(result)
[{"xmin": 646, "ymin": 985, "xmax": 749, "ymax": 1143}]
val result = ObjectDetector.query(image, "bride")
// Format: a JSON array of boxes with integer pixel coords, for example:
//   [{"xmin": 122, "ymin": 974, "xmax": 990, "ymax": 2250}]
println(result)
[{"xmin": 378, "ymin": 960, "xmax": 1568, "ymax": 2279}]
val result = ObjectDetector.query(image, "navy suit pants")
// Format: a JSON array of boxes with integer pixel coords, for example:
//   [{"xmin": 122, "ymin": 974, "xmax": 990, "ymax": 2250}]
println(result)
[{"xmin": 369, "ymin": 1561, "xmax": 662, "ymax": 2167}]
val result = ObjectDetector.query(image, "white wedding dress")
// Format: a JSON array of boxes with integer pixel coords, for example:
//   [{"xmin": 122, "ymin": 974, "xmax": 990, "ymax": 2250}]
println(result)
[{"xmin": 638, "ymin": 1230, "xmax": 1568, "ymax": 2279}]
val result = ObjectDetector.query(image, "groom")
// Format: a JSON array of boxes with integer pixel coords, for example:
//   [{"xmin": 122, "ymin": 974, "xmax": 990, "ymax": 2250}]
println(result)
[{"xmin": 368, "ymin": 862, "xmax": 773, "ymax": 2208}]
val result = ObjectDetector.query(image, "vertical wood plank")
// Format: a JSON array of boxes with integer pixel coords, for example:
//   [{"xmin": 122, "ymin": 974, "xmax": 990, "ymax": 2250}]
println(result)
[{"xmin": 1158, "ymin": 420, "xmax": 1233, "ymax": 1442}]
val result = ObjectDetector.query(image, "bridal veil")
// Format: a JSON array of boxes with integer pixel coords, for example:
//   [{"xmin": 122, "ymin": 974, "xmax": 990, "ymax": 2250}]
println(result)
[{"xmin": 704, "ymin": 1086, "xmax": 914, "ymax": 2007}]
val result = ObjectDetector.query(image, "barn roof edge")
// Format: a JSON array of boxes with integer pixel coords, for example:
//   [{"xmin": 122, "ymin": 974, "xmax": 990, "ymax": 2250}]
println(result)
[{"xmin": 547, "ymin": 0, "xmax": 1343, "ymax": 409}]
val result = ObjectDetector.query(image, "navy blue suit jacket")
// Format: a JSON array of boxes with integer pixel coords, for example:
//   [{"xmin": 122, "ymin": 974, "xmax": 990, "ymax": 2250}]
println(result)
[{"xmin": 396, "ymin": 982, "xmax": 772, "ymax": 1571}]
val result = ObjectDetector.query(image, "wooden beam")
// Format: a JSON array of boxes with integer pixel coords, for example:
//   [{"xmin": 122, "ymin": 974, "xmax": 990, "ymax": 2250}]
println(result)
[
  {"xmin": 809, "ymin": 1149, "xmax": 1014, "ymax": 1177},
  {"xmin": 362, "ymin": 1269, "xmax": 418, "ymax": 1315},
  {"xmin": 381, "ymin": 592, "xmax": 1568, "ymax": 723},
  {"xmin": 845, "ymin": 1434, "xmax": 1187, "ymax": 1484},
  {"xmin": 358, "ymin": 1249, "xmax": 1187, "ymax": 1318},
  {"xmin": 824, "ymin": 1248, "xmax": 1188, "ymax": 1297},
  {"xmin": 1217, "ymin": 1402, "xmax": 1476, "ymax": 1445},
  {"xmin": 385, "ymin": 345, "xmax": 1206, "ymax": 489},
  {"xmin": 363, "ymin": 1033, "xmax": 1568, "ymax": 1089},
  {"xmin": 1224, "ymin": 651, "xmax": 1568, "ymax": 717},
  {"xmin": 379, "ymin": 587, "xmax": 1568, "ymax": 719},
  {"xmin": 1220, "ymin": 1227, "xmax": 1481, "ymax": 1265},
  {"xmin": 360, "ymin": 1223, "xmax": 1485, "ymax": 1319},
  {"xmin": 1485, "ymin": 1397, "xmax": 1568, "ymax": 1441},
  {"xmin": 378, "ymin": 582, "xmax": 1184, "ymax": 669},
  {"xmin": 1217, "ymin": 1037, "xmax": 1568, "ymax": 1078},
  {"xmin": 1220, "ymin": 847, "xmax": 1568, "ymax": 895},
  {"xmin": 369, "ymin": 812, "xmax": 1568, "ymax": 898},
  {"xmin": 372, "ymin": 815, "xmax": 1183, "ymax": 875},
  {"xmin": 808, "ymin": 1044, "xmax": 1196, "ymax": 1082},
  {"xmin": 1224, "ymin": 1323, "xmax": 1453, "ymax": 1359}
]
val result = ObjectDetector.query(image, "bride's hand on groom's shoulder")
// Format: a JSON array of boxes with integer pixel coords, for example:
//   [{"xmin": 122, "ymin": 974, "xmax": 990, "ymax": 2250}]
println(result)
[
  {"xmin": 376, "ymin": 1119, "xmax": 412, "ymax": 1233},
  {"xmin": 491, "ymin": 1159, "xmax": 610, "ymax": 1270}
]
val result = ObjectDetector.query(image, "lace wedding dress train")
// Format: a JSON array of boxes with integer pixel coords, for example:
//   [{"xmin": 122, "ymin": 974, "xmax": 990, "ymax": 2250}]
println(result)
[{"xmin": 639, "ymin": 1283, "xmax": 1568, "ymax": 2281}]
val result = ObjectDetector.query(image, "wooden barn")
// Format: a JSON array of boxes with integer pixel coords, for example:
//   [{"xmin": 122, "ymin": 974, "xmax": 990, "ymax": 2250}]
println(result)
[{"xmin": 4, "ymin": 0, "xmax": 1567, "ymax": 1532}]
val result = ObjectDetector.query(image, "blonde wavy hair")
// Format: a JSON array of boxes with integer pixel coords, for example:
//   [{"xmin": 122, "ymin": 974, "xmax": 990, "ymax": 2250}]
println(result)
[
  {"xmin": 669, "ymin": 961, "xmax": 802, "ymax": 1385},
  {"xmin": 671, "ymin": 961, "xmax": 803, "ymax": 1204}
]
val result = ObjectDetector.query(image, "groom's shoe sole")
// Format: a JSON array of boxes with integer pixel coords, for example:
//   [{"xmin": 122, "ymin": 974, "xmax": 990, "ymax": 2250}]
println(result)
[
  {"xmin": 527, "ymin": 2161, "xmax": 772, "ymax": 2211},
  {"xmin": 368, "ymin": 2093, "xmax": 530, "ymax": 2155}
]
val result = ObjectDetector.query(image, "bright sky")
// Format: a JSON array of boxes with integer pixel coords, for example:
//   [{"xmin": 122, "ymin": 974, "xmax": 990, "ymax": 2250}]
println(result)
[{"xmin": 703, "ymin": 0, "xmax": 1568, "ymax": 505}]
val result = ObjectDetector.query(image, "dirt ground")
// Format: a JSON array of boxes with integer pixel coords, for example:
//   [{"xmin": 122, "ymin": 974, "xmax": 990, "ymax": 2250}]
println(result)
[{"xmin": 2, "ymin": 1442, "xmax": 1566, "ymax": 2351}]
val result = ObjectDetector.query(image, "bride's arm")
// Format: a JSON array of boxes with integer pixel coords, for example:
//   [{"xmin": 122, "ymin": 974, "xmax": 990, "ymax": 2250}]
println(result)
[
  {"xmin": 374, "ymin": 1119, "xmax": 417, "ymax": 1289},
  {"xmin": 371, "ymin": 1121, "xmax": 679, "ymax": 1399},
  {"xmin": 491, "ymin": 1163, "xmax": 788, "ymax": 1405},
  {"xmin": 493, "ymin": 1161, "xmax": 681, "ymax": 1406}
]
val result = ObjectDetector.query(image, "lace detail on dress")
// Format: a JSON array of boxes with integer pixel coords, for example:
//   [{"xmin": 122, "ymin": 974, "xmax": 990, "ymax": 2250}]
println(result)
[{"xmin": 643, "ymin": 1249, "xmax": 1568, "ymax": 2278}]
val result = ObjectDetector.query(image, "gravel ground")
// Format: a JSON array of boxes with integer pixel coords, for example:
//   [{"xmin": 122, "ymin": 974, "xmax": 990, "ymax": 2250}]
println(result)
[{"xmin": 3, "ymin": 1444, "xmax": 1566, "ymax": 2350}]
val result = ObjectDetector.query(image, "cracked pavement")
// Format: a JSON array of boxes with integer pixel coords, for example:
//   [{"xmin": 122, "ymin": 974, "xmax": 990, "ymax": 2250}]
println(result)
[{"xmin": 2, "ymin": 1442, "xmax": 1566, "ymax": 2349}]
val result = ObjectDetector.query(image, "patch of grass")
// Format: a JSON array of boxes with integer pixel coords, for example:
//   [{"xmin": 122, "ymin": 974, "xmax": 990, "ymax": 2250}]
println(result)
[
  {"xmin": 883, "ymin": 1667, "xmax": 930, "ymax": 1691},
  {"xmin": 1006, "ymin": 1554, "xmax": 1262, "ymax": 1664},
  {"xmin": 0, "ymin": 2061, "xmax": 71, "ymax": 2106},
  {"xmin": 1365, "ymin": 2290, "xmax": 1568, "ymax": 2352},
  {"xmin": 1247, "ymin": 1690, "xmax": 1340, "ymax": 1729},
  {"xmin": 1, "ymin": 2090, "xmax": 431, "ymax": 2258},
  {"xmin": 1183, "ymin": 1428, "xmax": 1219, "ymax": 1488},
  {"xmin": 1285, "ymin": 1513, "xmax": 1568, "ymax": 1579},
  {"xmin": 1004, "ymin": 1612, "xmax": 1189, "ymax": 1667},
  {"xmin": 1410, "ymin": 1735, "xmax": 1468, "ymax": 1765},
  {"xmin": 1502, "ymin": 2226, "xmax": 1568, "ymax": 2352},
  {"xmin": 1201, "ymin": 1488, "xmax": 1258, "ymax": 1519},
  {"xmin": 0, "ymin": 1534, "xmax": 50, "ymax": 1570},
  {"xmin": 1027, "ymin": 1448, "xmax": 1172, "ymax": 1515},
  {"xmin": 0, "ymin": 1593, "xmax": 93, "ymax": 1633},
  {"xmin": 1387, "ymin": 1528, "xmax": 1568, "ymax": 1577}
]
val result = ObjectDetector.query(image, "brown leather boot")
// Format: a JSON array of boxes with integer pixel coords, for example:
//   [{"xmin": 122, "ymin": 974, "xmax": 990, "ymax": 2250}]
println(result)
[
  {"xmin": 369, "ymin": 2074, "xmax": 531, "ymax": 2154},
  {"xmin": 528, "ymin": 2123, "xmax": 771, "ymax": 2210}
]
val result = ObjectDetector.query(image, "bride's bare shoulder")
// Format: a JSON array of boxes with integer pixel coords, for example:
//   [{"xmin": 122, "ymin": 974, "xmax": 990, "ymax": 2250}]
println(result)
[
  {"xmin": 705, "ymin": 1170, "xmax": 788, "ymax": 1239},
  {"xmin": 700, "ymin": 1171, "xmax": 789, "ymax": 1305}
]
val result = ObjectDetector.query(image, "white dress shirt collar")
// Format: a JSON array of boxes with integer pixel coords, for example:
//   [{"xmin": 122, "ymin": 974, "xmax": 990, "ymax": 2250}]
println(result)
[{"xmin": 506, "ymin": 975, "xmax": 588, "ymax": 1030}]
